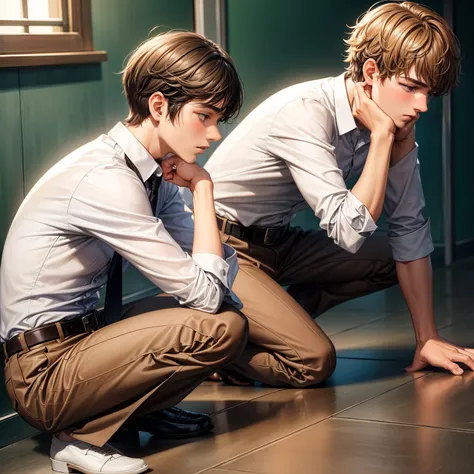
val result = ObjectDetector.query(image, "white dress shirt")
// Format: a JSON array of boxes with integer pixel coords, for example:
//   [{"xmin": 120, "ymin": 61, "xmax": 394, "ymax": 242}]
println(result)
[
  {"xmin": 205, "ymin": 73, "xmax": 433, "ymax": 261},
  {"xmin": 0, "ymin": 122, "xmax": 241, "ymax": 342}
]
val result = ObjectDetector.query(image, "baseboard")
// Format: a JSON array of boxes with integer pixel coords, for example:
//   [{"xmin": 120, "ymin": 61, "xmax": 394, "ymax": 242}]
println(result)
[{"xmin": 0, "ymin": 413, "xmax": 40, "ymax": 449}]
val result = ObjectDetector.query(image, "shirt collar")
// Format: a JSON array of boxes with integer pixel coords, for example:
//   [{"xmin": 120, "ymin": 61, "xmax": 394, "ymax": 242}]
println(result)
[
  {"xmin": 333, "ymin": 73, "xmax": 357, "ymax": 136},
  {"xmin": 107, "ymin": 122, "xmax": 162, "ymax": 182}
]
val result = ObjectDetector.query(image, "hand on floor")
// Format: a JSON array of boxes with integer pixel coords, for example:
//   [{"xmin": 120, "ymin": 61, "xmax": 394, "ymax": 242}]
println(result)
[{"xmin": 406, "ymin": 336, "xmax": 474, "ymax": 375}]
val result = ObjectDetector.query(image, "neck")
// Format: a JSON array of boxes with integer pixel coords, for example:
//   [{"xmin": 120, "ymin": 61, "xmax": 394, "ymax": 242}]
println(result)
[{"xmin": 126, "ymin": 119, "xmax": 169, "ymax": 159}]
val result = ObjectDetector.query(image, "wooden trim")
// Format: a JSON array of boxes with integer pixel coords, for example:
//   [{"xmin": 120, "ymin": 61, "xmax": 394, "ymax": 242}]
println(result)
[
  {"xmin": 0, "ymin": 19, "xmax": 64, "ymax": 27},
  {"xmin": 79, "ymin": 0, "xmax": 93, "ymax": 50},
  {"xmin": 22, "ymin": 0, "xmax": 29, "ymax": 33},
  {"xmin": 0, "ymin": 50, "xmax": 107, "ymax": 68},
  {"xmin": 0, "ymin": 0, "xmax": 106, "ymax": 67},
  {"xmin": 0, "ymin": 33, "xmax": 83, "ymax": 54}
]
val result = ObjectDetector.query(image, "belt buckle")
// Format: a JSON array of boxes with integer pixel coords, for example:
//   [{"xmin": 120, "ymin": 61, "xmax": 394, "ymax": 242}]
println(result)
[
  {"xmin": 264, "ymin": 227, "xmax": 274, "ymax": 245},
  {"xmin": 81, "ymin": 311, "xmax": 99, "ymax": 333}
]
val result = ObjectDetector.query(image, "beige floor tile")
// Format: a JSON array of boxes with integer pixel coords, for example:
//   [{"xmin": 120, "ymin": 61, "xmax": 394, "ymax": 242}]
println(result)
[
  {"xmin": 338, "ymin": 371, "xmax": 474, "ymax": 431},
  {"xmin": 222, "ymin": 418, "xmax": 474, "ymax": 474},
  {"xmin": 122, "ymin": 359, "xmax": 421, "ymax": 474}
]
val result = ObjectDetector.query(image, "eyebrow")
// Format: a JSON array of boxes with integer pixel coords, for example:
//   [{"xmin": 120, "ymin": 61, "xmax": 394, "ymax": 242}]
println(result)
[
  {"xmin": 400, "ymin": 76, "xmax": 430, "ymax": 88},
  {"xmin": 195, "ymin": 103, "xmax": 223, "ymax": 113}
]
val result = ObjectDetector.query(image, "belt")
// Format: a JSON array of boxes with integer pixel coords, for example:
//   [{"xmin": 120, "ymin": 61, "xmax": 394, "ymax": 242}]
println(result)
[
  {"xmin": 3, "ymin": 311, "xmax": 103, "ymax": 359},
  {"xmin": 217, "ymin": 215, "xmax": 289, "ymax": 246}
]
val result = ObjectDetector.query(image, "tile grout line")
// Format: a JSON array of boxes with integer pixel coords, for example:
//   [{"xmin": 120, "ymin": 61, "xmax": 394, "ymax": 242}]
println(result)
[
  {"xmin": 336, "ymin": 415, "xmax": 474, "ymax": 435},
  {"xmin": 324, "ymin": 312, "xmax": 403, "ymax": 336},
  {"xmin": 196, "ymin": 373, "xmax": 429, "ymax": 474},
  {"xmin": 336, "ymin": 356, "xmax": 413, "ymax": 362},
  {"xmin": 210, "ymin": 388, "xmax": 286, "ymax": 417}
]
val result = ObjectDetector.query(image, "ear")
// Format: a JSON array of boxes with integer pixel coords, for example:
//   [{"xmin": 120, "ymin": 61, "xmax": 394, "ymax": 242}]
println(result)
[
  {"xmin": 362, "ymin": 59, "xmax": 379, "ymax": 86},
  {"xmin": 148, "ymin": 92, "xmax": 168, "ymax": 122}
]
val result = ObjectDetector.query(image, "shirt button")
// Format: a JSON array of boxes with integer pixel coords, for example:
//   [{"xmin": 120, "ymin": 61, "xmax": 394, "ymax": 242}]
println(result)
[{"xmin": 221, "ymin": 269, "xmax": 227, "ymax": 276}]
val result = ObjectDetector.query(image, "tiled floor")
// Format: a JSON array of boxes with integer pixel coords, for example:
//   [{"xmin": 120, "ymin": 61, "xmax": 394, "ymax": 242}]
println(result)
[{"xmin": 2, "ymin": 257, "xmax": 474, "ymax": 474}]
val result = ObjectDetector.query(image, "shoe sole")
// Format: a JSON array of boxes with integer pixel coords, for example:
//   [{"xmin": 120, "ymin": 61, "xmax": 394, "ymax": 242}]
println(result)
[{"xmin": 50, "ymin": 458, "xmax": 148, "ymax": 474}]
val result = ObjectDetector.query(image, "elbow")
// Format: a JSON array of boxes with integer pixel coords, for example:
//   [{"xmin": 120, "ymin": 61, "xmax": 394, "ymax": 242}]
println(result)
[
  {"xmin": 322, "ymin": 194, "xmax": 377, "ymax": 254},
  {"xmin": 187, "ymin": 284, "xmax": 226, "ymax": 314},
  {"xmin": 326, "ymin": 221, "xmax": 369, "ymax": 254}
]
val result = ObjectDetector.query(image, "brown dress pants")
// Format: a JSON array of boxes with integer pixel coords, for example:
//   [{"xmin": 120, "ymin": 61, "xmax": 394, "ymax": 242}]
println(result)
[
  {"xmin": 220, "ymin": 226, "xmax": 398, "ymax": 388},
  {"xmin": 4, "ymin": 296, "xmax": 248, "ymax": 447}
]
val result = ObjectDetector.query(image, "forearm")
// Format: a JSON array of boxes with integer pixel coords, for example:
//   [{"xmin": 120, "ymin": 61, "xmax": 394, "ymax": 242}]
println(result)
[
  {"xmin": 396, "ymin": 256, "xmax": 438, "ymax": 344},
  {"xmin": 352, "ymin": 131, "xmax": 394, "ymax": 221},
  {"xmin": 191, "ymin": 180, "xmax": 224, "ymax": 258}
]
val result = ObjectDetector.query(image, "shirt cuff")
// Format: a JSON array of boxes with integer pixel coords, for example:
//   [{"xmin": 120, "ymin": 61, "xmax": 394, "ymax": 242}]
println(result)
[
  {"xmin": 331, "ymin": 191, "xmax": 377, "ymax": 253},
  {"xmin": 389, "ymin": 218, "xmax": 434, "ymax": 262},
  {"xmin": 192, "ymin": 245, "xmax": 243, "ymax": 309}
]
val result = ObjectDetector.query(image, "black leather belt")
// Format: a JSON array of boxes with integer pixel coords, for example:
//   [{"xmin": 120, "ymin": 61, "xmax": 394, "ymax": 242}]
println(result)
[
  {"xmin": 3, "ymin": 311, "xmax": 103, "ymax": 359},
  {"xmin": 217, "ymin": 215, "xmax": 289, "ymax": 246}
]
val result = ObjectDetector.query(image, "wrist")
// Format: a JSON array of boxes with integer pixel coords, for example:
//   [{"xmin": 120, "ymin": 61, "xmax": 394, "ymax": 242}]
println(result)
[
  {"xmin": 417, "ymin": 331, "xmax": 439, "ymax": 346},
  {"xmin": 370, "ymin": 129, "xmax": 395, "ymax": 142},
  {"xmin": 190, "ymin": 176, "xmax": 213, "ymax": 194}
]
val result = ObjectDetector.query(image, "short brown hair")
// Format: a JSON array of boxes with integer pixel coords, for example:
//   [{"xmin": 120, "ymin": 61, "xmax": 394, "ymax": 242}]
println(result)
[
  {"xmin": 122, "ymin": 30, "xmax": 243, "ymax": 126},
  {"xmin": 344, "ymin": 2, "xmax": 461, "ymax": 96}
]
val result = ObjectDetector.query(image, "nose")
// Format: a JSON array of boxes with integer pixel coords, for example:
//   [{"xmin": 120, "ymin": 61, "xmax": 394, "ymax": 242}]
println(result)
[
  {"xmin": 207, "ymin": 124, "xmax": 222, "ymax": 142},
  {"xmin": 414, "ymin": 93, "xmax": 429, "ymax": 113}
]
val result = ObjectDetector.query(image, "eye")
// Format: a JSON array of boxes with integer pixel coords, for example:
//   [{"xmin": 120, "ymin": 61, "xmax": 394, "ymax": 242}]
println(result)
[
  {"xmin": 401, "ymin": 84, "xmax": 416, "ymax": 93},
  {"xmin": 197, "ymin": 113, "xmax": 210, "ymax": 122}
]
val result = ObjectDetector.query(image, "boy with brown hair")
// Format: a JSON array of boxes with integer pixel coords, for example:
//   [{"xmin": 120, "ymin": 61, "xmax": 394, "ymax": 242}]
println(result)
[
  {"xmin": 0, "ymin": 31, "xmax": 246, "ymax": 474},
  {"xmin": 205, "ymin": 2, "xmax": 474, "ymax": 387}
]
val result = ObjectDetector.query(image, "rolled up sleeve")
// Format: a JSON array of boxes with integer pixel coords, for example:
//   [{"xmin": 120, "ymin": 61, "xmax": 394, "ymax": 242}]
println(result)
[
  {"xmin": 384, "ymin": 145, "xmax": 434, "ymax": 262},
  {"xmin": 193, "ymin": 244, "xmax": 242, "ymax": 309},
  {"xmin": 267, "ymin": 98, "xmax": 377, "ymax": 254}
]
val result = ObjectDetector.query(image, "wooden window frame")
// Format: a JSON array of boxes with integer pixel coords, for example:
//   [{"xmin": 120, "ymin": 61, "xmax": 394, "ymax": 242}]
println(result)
[{"xmin": 0, "ymin": 0, "xmax": 107, "ymax": 68}]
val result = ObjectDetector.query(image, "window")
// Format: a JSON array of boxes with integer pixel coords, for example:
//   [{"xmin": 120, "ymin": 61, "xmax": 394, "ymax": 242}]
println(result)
[{"xmin": 0, "ymin": 0, "xmax": 107, "ymax": 67}]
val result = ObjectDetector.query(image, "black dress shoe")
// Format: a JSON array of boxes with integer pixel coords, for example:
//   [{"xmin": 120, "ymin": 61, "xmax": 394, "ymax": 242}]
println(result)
[
  {"xmin": 207, "ymin": 369, "xmax": 255, "ymax": 386},
  {"xmin": 124, "ymin": 407, "xmax": 214, "ymax": 439}
]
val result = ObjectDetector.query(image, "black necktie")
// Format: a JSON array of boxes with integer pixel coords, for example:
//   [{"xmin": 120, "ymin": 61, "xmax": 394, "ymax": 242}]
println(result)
[{"xmin": 103, "ymin": 155, "xmax": 162, "ymax": 324}]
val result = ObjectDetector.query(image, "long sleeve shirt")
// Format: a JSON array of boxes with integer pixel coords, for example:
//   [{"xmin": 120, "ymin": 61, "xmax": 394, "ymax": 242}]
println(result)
[
  {"xmin": 0, "ymin": 122, "xmax": 241, "ymax": 342},
  {"xmin": 205, "ymin": 73, "xmax": 433, "ymax": 259}
]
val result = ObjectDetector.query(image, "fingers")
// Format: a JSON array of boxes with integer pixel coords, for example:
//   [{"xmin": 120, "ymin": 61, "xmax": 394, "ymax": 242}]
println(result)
[
  {"xmin": 453, "ymin": 350, "xmax": 474, "ymax": 371},
  {"xmin": 406, "ymin": 357, "xmax": 427, "ymax": 372},
  {"xmin": 161, "ymin": 157, "xmax": 181, "ymax": 173},
  {"xmin": 352, "ymin": 82, "xmax": 370, "ymax": 124},
  {"xmin": 165, "ymin": 175, "xmax": 189, "ymax": 188},
  {"xmin": 445, "ymin": 360, "xmax": 463, "ymax": 376},
  {"xmin": 352, "ymin": 84, "xmax": 360, "ymax": 111}
]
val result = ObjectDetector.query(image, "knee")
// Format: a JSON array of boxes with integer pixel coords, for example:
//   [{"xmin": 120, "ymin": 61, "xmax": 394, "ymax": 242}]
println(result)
[
  {"xmin": 291, "ymin": 341, "xmax": 337, "ymax": 388},
  {"xmin": 212, "ymin": 305, "xmax": 249, "ymax": 364}
]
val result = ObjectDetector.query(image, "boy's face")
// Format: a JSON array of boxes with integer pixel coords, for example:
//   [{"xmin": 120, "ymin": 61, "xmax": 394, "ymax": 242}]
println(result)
[
  {"xmin": 159, "ymin": 101, "xmax": 223, "ymax": 163},
  {"xmin": 371, "ymin": 66, "xmax": 431, "ymax": 129}
]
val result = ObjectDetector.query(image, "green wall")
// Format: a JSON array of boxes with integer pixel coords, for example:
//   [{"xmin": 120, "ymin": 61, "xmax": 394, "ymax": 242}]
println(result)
[
  {"xmin": 453, "ymin": 0, "xmax": 474, "ymax": 248},
  {"xmin": 0, "ymin": 0, "xmax": 194, "ymax": 447}
]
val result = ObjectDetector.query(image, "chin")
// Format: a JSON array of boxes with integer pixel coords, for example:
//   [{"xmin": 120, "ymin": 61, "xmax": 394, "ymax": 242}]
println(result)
[
  {"xmin": 394, "ymin": 119, "xmax": 407, "ymax": 129},
  {"xmin": 182, "ymin": 155, "xmax": 197, "ymax": 164}
]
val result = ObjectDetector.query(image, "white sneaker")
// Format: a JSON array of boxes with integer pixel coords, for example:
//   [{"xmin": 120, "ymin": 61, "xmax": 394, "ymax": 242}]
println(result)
[{"xmin": 50, "ymin": 435, "xmax": 148, "ymax": 474}]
